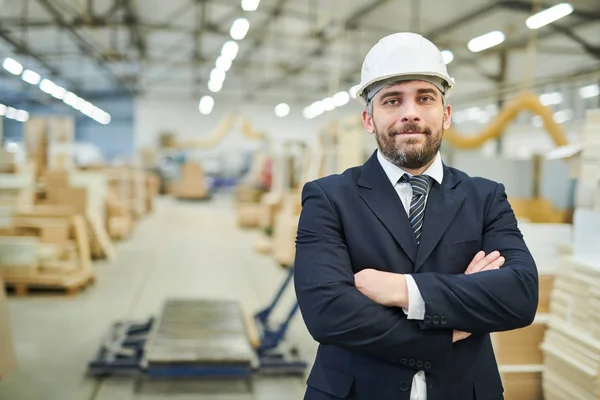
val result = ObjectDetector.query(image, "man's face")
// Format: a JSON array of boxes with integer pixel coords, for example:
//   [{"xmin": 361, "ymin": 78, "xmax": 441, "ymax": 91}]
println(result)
[{"xmin": 362, "ymin": 80, "xmax": 452, "ymax": 170}]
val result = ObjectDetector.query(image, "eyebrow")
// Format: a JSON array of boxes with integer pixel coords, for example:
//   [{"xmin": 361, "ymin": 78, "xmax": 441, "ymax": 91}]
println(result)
[{"xmin": 378, "ymin": 88, "xmax": 440, "ymax": 102}]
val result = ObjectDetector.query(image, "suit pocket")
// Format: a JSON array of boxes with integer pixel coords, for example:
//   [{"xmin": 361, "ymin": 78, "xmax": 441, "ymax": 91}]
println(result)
[{"xmin": 306, "ymin": 363, "xmax": 355, "ymax": 399}]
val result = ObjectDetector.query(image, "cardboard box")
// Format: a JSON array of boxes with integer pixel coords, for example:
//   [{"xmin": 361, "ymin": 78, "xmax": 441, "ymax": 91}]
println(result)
[
  {"xmin": 501, "ymin": 370, "xmax": 543, "ymax": 400},
  {"xmin": 0, "ymin": 275, "xmax": 17, "ymax": 375},
  {"xmin": 493, "ymin": 322, "xmax": 547, "ymax": 365},
  {"xmin": 538, "ymin": 274, "xmax": 554, "ymax": 313}
]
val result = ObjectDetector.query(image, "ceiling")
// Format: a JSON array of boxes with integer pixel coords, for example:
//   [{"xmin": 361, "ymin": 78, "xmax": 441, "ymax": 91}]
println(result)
[{"xmin": 0, "ymin": 0, "xmax": 599, "ymax": 111}]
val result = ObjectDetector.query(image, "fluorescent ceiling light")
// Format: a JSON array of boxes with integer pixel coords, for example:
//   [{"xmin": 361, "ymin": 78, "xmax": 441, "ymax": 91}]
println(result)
[
  {"xmin": 221, "ymin": 41, "xmax": 239, "ymax": 60},
  {"xmin": 322, "ymin": 97, "xmax": 335, "ymax": 111},
  {"xmin": 39, "ymin": 79, "xmax": 56, "ymax": 94},
  {"xmin": 242, "ymin": 0, "xmax": 260, "ymax": 11},
  {"xmin": 215, "ymin": 56, "xmax": 232, "ymax": 72},
  {"xmin": 468, "ymin": 31, "xmax": 505, "ymax": 52},
  {"xmin": 0, "ymin": 104, "xmax": 6, "ymax": 116},
  {"xmin": 303, "ymin": 101, "xmax": 325, "ymax": 119},
  {"xmin": 230, "ymin": 18, "xmax": 250, "ymax": 40},
  {"xmin": 63, "ymin": 92, "xmax": 79, "ymax": 106},
  {"xmin": 15, "ymin": 110, "xmax": 29, "ymax": 122},
  {"xmin": 72, "ymin": 97, "xmax": 85, "ymax": 110},
  {"xmin": 349, "ymin": 84, "xmax": 361, "ymax": 99},
  {"xmin": 210, "ymin": 68, "xmax": 226, "ymax": 83},
  {"xmin": 5, "ymin": 107, "xmax": 17, "ymax": 119},
  {"xmin": 333, "ymin": 91, "xmax": 350, "ymax": 107},
  {"xmin": 2, "ymin": 58, "xmax": 23, "ymax": 75},
  {"xmin": 579, "ymin": 84, "xmax": 600, "ymax": 99},
  {"xmin": 22, "ymin": 69, "xmax": 41, "ymax": 85},
  {"xmin": 441, "ymin": 50, "xmax": 454, "ymax": 64},
  {"xmin": 92, "ymin": 108, "xmax": 105, "ymax": 121},
  {"xmin": 51, "ymin": 85, "xmax": 67, "ymax": 100},
  {"xmin": 199, "ymin": 95, "xmax": 215, "ymax": 115},
  {"xmin": 539, "ymin": 92, "xmax": 563, "ymax": 106},
  {"xmin": 553, "ymin": 109, "xmax": 573, "ymax": 124},
  {"xmin": 100, "ymin": 112, "xmax": 111, "ymax": 125},
  {"xmin": 208, "ymin": 79, "xmax": 223, "ymax": 93},
  {"xmin": 81, "ymin": 101, "xmax": 95, "ymax": 116},
  {"xmin": 274, "ymin": 103, "xmax": 290, "ymax": 117},
  {"xmin": 526, "ymin": 3, "xmax": 573, "ymax": 30}
]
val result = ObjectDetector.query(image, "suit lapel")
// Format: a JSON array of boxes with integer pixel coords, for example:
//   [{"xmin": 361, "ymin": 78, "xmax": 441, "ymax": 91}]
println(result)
[
  {"xmin": 357, "ymin": 152, "xmax": 417, "ymax": 262},
  {"xmin": 414, "ymin": 165, "xmax": 466, "ymax": 271}
]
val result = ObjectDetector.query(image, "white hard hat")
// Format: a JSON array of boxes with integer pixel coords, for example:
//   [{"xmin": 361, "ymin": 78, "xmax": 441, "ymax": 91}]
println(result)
[{"xmin": 356, "ymin": 32, "xmax": 455, "ymax": 104}]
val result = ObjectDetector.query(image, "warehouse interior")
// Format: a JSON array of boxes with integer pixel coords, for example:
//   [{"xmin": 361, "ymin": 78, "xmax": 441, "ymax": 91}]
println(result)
[{"xmin": 0, "ymin": 0, "xmax": 599, "ymax": 399}]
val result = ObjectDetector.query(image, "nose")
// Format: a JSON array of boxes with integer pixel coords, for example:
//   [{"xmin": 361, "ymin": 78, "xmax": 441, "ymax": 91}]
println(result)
[{"xmin": 400, "ymin": 101, "xmax": 421, "ymax": 123}]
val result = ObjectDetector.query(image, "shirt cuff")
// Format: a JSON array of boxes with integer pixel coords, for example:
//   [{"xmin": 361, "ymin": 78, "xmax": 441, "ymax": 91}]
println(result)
[{"xmin": 403, "ymin": 274, "xmax": 426, "ymax": 320}]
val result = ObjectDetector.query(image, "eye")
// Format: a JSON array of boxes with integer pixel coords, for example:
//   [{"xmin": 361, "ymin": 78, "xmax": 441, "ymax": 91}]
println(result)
[
  {"xmin": 419, "ymin": 96, "xmax": 435, "ymax": 103},
  {"xmin": 384, "ymin": 99, "xmax": 399, "ymax": 105}
]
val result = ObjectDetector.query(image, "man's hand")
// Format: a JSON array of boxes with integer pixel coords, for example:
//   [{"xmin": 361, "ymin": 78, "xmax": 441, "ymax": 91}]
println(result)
[
  {"xmin": 354, "ymin": 269, "xmax": 408, "ymax": 308},
  {"xmin": 464, "ymin": 250, "xmax": 505, "ymax": 275},
  {"xmin": 453, "ymin": 250, "xmax": 505, "ymax": 343},
  {"xmin": 452, "ymin": 330, "xmax": 471, "ymax": 343}
]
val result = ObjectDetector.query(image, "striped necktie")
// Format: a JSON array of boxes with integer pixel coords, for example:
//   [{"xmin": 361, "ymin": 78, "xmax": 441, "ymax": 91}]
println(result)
[{"xmin": 400, "ymin": 174, "xmax": 432, "ymax": 245}]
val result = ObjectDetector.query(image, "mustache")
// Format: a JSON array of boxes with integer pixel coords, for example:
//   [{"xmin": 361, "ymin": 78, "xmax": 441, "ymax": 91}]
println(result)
[{"xmin": 389, "ymin": 123, "xmax": 432, "ymax": 135}]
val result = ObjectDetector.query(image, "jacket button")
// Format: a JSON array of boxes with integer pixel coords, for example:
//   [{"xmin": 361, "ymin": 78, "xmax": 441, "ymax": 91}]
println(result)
[
  {"xmin": 424, "ymin": 361, "xmax": 432, "ymax": 369},
  {"xmin": 440, "ymin": 316, "xmax": 447, "ymax": 324},
  {"xmin": 417, "ymin": 360, "xmax": 423, "ymax": 368},
  {"xmin": 409, "ymin": 359, "xmax": 415, "ymax": 366},
  {"xmin": 399, "ymin": 381, "xmax": 410, "ymax": 392},
  {"xmin": 400, "ymin": 358, "xmax": 407, "ymax": 365},
  {"xmin": 424, "ymin": 316, "xmax": 432, "ymax": 323},
  {"xmin": 433, "ymin": 316, "xmax": 440, "ymax": 324}
]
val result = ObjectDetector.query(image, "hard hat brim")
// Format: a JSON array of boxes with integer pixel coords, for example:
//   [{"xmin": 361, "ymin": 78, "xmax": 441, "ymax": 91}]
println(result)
[{"xmin": 356, "ymin": 71, "xmax": 455, "ymax": 104}]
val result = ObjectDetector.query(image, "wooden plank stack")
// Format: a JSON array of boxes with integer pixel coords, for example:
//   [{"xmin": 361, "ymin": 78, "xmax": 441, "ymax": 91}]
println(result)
[
  {"xmin": 491, "ymin": 222, "xmax": 572, "ymax": 400},
  {"xmin": 541, "ymin": 256, "xmax": 600, "ymax": 400}
]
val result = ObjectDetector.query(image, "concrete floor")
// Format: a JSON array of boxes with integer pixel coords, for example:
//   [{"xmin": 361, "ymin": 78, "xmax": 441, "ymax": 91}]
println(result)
[{"xmin": 0, "ymin": 194, "xmax": 317, "ymax": 400}]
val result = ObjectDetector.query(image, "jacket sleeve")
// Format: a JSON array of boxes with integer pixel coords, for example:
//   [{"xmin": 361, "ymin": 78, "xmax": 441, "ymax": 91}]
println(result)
[
  {"xmin": 411, "ymin": 183, "xmax": 539, "ymax": 334},
  {"xmin": 294, "ymin": 181, "xmax": 453, "ymax": 375}
]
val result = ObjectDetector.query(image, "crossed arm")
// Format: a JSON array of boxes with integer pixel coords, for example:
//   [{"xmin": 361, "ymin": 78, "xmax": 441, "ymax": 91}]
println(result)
[{"xmin": 294, "ymin": 181, "xmax": 538, "ymax": 372}]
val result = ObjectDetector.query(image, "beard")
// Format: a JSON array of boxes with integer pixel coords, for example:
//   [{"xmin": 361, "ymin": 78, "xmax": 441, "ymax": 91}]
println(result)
[{"xmin": 374, "ymin": 120, "xmax": 443, "ymax": 170}]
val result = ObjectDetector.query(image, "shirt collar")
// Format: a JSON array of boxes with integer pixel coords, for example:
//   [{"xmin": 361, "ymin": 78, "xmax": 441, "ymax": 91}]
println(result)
[{"xmin": 376, "ymin": 149, "xmax": 444, "ymax": 186}]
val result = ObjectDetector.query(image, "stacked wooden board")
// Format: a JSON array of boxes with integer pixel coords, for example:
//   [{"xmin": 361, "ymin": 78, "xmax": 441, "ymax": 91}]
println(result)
[
  {"xmin": 541, "ymin": 256, "xmax": 600, "ymax": 400},
  {"xmin": 491, "ymin": 222, "xmax": 572, "ymax": 400}
]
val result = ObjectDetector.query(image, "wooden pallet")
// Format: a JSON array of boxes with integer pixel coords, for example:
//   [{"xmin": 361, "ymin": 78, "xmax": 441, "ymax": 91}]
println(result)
[
  {"xmin": 4, "ymin": 270, "xmax": 95, "ymax": 297},
  {"xmin": 1, "ymin": 214, "xmax": 96, "ymax": 297}
]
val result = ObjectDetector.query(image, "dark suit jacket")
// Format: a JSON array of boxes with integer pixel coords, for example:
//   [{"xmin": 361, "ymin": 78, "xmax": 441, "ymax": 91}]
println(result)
[{"xmin": 294, "ymin": 150, "xmax": 538, "ymax": 400}]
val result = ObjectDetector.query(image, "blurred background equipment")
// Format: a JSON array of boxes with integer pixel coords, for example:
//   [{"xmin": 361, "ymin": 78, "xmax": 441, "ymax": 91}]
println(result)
[{"xmin": 1, "ymin": 0, "xmax": 600, "ymax": 399}]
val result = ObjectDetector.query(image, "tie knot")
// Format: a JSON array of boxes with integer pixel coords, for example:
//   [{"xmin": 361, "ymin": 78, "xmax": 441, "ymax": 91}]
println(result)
[{"xmin": 400, "ymin": 174, "xmax": 431, "ymax": 196}]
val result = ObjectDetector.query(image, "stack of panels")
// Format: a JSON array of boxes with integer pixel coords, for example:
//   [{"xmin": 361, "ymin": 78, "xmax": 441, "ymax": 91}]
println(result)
[
  {"xmin": 143, "ymin": 299, "xmax": 255, "ymax": 378},
  {"xmin": 542, "ymin": 256, "xmax": 600, "ymax": 399}
]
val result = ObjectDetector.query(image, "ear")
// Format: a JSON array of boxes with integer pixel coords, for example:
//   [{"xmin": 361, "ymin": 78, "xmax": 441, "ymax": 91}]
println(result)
[
  {"xmin": 442, "ymin": 104, "xmax": 452, "ymax": 130},
  {"xmin": 362, "ymin": 109, "xmax": 375, "ymax": 134}
]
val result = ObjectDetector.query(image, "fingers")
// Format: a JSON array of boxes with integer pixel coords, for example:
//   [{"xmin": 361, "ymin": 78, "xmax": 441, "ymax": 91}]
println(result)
[
  {"xmin": 452, "ymin": 330, "xmax": 472, "ymax": 343},
  {"xmin": 465, "ymin": 251, "xmax": 505, "ymax": 274},
  {"xmin": 466, "ymin": 250, "xmax": 501, "ymax": 274},
  {"xmin": 466, "ymin": 251, "xmax": 485, "ymax": 272},
  {"xmin": 480, "ymin": 255, "xmax": 505, "ymax": 272}
]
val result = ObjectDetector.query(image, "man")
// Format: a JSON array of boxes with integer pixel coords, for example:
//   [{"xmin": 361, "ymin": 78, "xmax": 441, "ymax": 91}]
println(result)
[{"xmin": 293, "ymin": 32, "xmax": 538, "ymax": 400}]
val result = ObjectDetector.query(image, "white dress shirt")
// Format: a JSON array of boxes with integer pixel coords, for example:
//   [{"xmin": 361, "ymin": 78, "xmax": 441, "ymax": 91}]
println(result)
[{"xmin": 376, "ymin": 149, "xmax": 445, "ymax": 400}]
